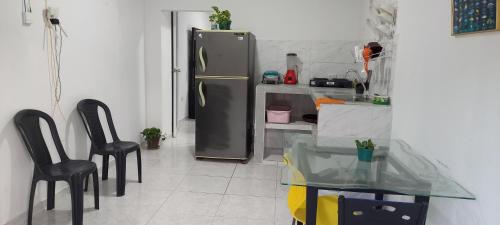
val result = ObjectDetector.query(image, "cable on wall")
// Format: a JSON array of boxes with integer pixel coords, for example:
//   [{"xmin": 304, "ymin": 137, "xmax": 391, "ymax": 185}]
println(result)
[{"xmin": 43, "ymin": 0, "xmax": 68, "ymax": 119}]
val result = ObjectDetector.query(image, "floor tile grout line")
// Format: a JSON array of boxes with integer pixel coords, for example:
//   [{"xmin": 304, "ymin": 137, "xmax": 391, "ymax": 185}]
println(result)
[
  {"xmin": 224, "ymin": 163, "xmax": 238, "ymax": 195},
  {"xmin": 144, "ymin": 161, "xmax": 191, "ymax": 225},
  {"xmin": 211, "ymin": 162, "xmax": 238, "ymax": 220},
  {"xmin": 142, "ymin": 187, "xmax": 177, "ymax": 225}
]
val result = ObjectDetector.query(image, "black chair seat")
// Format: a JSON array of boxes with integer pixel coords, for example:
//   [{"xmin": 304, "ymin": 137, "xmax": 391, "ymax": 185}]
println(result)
[
  {"xmin": 42, "ymin": 160, "xmax": 97, "ymax": 179},
  {"xmin": 100, "ymin": 141, "xmax": 139, "ymax": 154}
]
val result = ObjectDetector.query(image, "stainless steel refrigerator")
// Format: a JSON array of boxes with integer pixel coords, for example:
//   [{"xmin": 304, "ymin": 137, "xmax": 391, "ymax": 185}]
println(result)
[{"xmin": 194, "ymin": 31, "xmax": 255, "ymax": 160}]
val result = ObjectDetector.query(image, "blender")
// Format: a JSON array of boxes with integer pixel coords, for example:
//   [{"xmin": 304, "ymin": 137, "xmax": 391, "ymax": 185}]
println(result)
[{"xmin": 284, "ymin": 53, "xmax": 298, "ymax": 85}]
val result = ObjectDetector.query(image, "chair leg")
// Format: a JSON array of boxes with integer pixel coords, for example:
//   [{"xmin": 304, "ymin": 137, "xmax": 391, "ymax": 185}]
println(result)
[
  {"xmin": 92, "ymin": 170, "xmax": 99, "ymax": 209},
  {"xmin": 47, "ymin": 181, "xmax": 55, "ymax": 210},
  {"xmin": 297, "ymin": 221, "xmax": 303, "ymax": 225},
  {"xmin": 114, "ymin": 153, "xmax": 127, "ymax": 197},
  {"xmin": 102, "ymin": 155, "xmax": 109, "ymax": 180},
  {"xmin": 84, "ymin": 153, "xmax": 94, "ymax": 191},
  {"xmin": 27, "ymin": 178, "xmax": 37, "ymax": 225},
  {"xmin": 292, "ymin": 218, "xmax": 296, "ymax": 225},
  {"xmin": 136, "ymin": 148, "xmax": 142, "ymax": 183},
  {"xmin": 84, "ymin": 175, "xmax": 89, "ymax": 192},
  {"xmin": 68, "ymin": 175, "xmax": 84, "ymax": 225}
]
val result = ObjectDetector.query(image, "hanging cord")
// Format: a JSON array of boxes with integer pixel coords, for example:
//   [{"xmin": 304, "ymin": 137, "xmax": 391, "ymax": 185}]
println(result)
[
  {"xmin": 43, "ymin": 1, "xmax": 66, "ymax": 120},
  {"xmin": 23, "ymin": 0, "xmax": 32, "ymax": 13}
]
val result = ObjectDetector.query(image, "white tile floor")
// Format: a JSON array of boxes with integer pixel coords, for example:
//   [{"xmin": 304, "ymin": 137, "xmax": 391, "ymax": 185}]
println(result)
[{"xmin": 26, "ymin": 120, "xmax": 292, "ymax": 225}]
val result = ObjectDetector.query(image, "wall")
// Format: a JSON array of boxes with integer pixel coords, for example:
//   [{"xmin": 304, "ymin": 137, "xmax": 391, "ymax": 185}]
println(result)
[
  {"xmin": 144, "ymin": 10, "xmax": 170, "ymax": 135},
  {"xmin": 255, "ymin": 40, "xmax": 365, "ymax": 84},
  {"xmin": 0, "ymin": 0, "xmax": 145, "ymax": 224},
  {"xmin": 176, "ymin": 12, "xmax": 211, "ymax": 122},
  {"xmin": 145, "ymin": 0, "xmax": 367, "ymax": 41},
  {"xmin": 144, "ymin": 0, "xmax": 370, "ymax": 132},
  {"xmin": 392, "ymin": 1, "xmax": 500, "ymax": 225}
]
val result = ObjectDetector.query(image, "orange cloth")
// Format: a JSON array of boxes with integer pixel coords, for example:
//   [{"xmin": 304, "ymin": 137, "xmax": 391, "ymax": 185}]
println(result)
[
  {"xmin": 315, "ymin": 98, "xmax": 345, "ymax": 110},
  {"xmin": 363, "ymin": 47, "xmax": 372, "ymax": 72}
]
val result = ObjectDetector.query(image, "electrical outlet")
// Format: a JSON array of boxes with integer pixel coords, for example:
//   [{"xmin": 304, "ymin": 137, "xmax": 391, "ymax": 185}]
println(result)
[
  {"xmin": 22, "ymin": 11, "xmax": 32, "ymax": 26},
  {"xmin": 46, "ymin": 7, "xmax": 59, "ymax": 20}
]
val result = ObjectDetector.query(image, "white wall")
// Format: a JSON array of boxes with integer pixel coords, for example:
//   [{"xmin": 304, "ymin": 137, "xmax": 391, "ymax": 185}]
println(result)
[
  {"xmin": 146, "ymin": 0, "xmax": 367, "ymax": 41},
  {"xmin": 144, "ymin": 0, "xmax": 369, "ymax": 133},
  {"xmin": 392, "ymin": 1, "xmax": 500, "ymax": 225},
  {"xmin": 0, "ymin": 0, "xmax": 145, "ymax": 224},
  {"xmin": 176, "ymin": 12, "xmax": 211, "ymax": 122},
  {"xmin": 144, "ymin": 10, "xmax": 172, "ymax": 135}
]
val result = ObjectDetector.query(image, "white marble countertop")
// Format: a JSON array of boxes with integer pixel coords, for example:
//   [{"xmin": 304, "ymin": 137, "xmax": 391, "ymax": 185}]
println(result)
[{"xmin": 256, "ymin": 83, "xmax": 391, "ymax": 108}]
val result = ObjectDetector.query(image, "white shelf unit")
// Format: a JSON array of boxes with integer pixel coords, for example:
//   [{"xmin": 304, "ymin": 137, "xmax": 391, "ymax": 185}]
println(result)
[
  {"xmin": 265, "ymin": 121, "xmax": 316, "ymax": 131},
  {"xmin": 254, "ymin": 84, "xmax": 318, "ymax": 163},
  {"xmin": 263, "ymin": 147, "xmax": 285, "ymax": 162}
]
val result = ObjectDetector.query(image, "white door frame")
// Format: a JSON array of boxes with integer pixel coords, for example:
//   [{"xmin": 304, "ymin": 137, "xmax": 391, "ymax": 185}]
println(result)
[
  {"xmin": 160, "ymin": 9, "xmax": 211, "ymax": 138},
  {"xmin": 171, "ymin": 11, "xmax": 178, "ymax": 138}
]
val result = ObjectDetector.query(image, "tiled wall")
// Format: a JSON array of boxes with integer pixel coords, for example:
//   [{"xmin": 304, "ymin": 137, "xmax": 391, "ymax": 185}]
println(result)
[{"xmin": 255, "ymin": 40, "xmax": 366, "ymax": 84}]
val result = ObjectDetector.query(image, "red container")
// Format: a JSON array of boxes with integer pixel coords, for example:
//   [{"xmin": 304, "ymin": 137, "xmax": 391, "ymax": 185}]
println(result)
[
  {"xmin": 284, "ymin": 70, "xmax": 297, "ymax": 85},
  {"xmin": 267, "ymin": 105, "xmax": 292, "ymax": 124}
]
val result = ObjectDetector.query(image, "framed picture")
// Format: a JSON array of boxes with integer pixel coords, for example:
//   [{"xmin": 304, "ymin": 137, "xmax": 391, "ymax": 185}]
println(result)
[{"xmin": 452, "ymin": 0, "xmax": 500, "ymax": 35}]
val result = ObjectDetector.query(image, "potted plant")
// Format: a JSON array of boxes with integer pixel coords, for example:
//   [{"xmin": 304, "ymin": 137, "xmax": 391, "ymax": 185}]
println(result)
[
  {"xmin": 141, "ymin": 127, "xmax": 166, "ymax": 150},
  {"xmin": 209, "ymin": 6, "xmax": 232, "ymax": 30},
  {"xmin": 355, "ymin": 139, "xmax": 376, "ymax": 162}
]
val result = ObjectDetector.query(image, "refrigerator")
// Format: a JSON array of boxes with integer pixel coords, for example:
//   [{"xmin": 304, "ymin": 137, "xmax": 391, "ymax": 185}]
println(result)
[{"xmin": 194, "ymin": 30, "xmax": 255, "ymax": 160}]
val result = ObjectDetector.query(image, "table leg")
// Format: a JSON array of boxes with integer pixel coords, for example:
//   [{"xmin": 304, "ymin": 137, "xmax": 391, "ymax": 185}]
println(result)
[
  {"xmin": 415, "ymin": 196, "xmax": 430, "ymax": 225},
  {"xmin": 306, "ymin": 187, "xmax": 319, "ymax": 225},
  {"xmin": 375, "ymin": 192, "xmax": 384, "ymax": 200}
]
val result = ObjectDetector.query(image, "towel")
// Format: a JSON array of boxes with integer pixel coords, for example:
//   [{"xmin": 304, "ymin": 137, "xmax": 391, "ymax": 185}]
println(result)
[{"xmin": 315, "ymin": 98, "xmax": 345, "ymax": 110}]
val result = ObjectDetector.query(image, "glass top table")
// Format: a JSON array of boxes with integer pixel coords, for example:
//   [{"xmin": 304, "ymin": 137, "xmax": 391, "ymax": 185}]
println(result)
[{"xmin": 281, "ymin": 133, "xmax": 475, "ymax": 200}]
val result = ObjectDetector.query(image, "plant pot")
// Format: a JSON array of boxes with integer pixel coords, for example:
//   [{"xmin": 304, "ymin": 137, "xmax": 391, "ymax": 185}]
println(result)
[
  {"xmin": 218, "ymin": 21, "xmax": 231, "ymax": 30},
  {"xmin": 357, "ymin": 148, "xmax": 374, "ymax": 162},
  {"xmin": 210, "ymin": 22, "xmax": 219, "ymax": 30},
  {"xmin": 147, "ymin": 138, "xmax": 161, "ymax": 150}
]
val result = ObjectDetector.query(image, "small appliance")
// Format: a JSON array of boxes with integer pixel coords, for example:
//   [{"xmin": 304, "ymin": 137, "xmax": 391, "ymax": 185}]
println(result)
[
  {"xmin": 309, "ymin": 78, "xmax": 353, "ymax": 88},
  {"xmin": 284, "ymin": 70, "xmax": 297, "ymax": 85},
  {"xmin": 284, "ymin": 53, "xmax": 298, "ymax": 85},
  {"xmin": 262, "ymin": 70, "xmax": 281, "ymax": 84}
]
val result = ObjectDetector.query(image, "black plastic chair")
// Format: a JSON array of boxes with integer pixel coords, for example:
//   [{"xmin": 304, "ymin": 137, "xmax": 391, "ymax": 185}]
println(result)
[
  {"xmin": 77, "ymin": 99, "xmax": 142, "ymax": 197},
  {"xmin": 14, "ymin": 110, "xmax": 99, "ymax": 225},
  {"xmin": 338, "ymin": 196, "xmax": 428, "ymax": 225}
]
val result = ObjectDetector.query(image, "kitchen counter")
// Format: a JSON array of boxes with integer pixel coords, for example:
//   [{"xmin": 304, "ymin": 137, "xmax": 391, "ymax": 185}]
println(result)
[
  {"xmin": 257, "ymin": 83, "xmax": 391, "ymax": 107},
  {"xmin": 253, "ymin": 83, "xmax": 392, "ymax": 163}
]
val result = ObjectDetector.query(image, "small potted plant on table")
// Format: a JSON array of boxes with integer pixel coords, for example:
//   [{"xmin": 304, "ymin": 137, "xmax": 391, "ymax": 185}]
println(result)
[
  {"xmin": 141, "ymin": 127, "xmax": 166, "ymax": 150},
  {"xmin": 355, "ymin": 139, "xmax": 376, "ymax": 162}
]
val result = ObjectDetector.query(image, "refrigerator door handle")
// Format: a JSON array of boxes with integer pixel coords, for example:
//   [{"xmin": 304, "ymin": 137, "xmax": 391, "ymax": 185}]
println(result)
[
  {"xmin": 199, "ymin": 46, "xmax": 206, "ymax": 73},
  {"xmin": 198, "ymin": 81, "xmax": 206, "ymax": 107}
]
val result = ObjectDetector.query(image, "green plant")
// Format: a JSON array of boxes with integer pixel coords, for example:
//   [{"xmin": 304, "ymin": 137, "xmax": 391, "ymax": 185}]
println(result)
[
  {"xmin": 141, "ymin": 127, "xmax": 166, "ymax": 141},
  {"xmin": 209, "ymin": 6, "xmax": 231, "ymax": 25},
  {"xmin": 355, "ymin": 139, "xmax": 376, "ymax": 150}
]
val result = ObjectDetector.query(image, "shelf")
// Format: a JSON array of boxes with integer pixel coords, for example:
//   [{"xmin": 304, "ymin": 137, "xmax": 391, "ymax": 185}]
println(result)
[
  {"xmin": 265, "ymin": 121, "xmax": 316, "ymax": 131},
  {"xmin": 263, "ymin": 148, "xmax": 284, "ymax": 162}
]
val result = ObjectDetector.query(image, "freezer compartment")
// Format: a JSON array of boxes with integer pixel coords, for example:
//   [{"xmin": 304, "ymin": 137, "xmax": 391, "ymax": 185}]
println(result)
[
  {"xmin": 195, "ymin": 31, "xmax": 250, "ymax": 76},
  {"xmin": 195, "ymin": 77, "xmax": 250, "ymax": 159}
]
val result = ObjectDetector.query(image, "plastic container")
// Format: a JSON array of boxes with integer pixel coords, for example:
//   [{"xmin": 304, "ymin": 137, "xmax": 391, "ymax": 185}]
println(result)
[{"xmin": 266, "ymin": 106, "xmax": 291, "ymax": 124}]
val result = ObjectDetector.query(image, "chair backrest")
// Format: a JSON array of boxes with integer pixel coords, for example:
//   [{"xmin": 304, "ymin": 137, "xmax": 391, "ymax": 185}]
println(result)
[
  {"xmin": 77, "ymin": 99, "xmax": 119, "ymax": 148},
  {"xmin": 14, "ymin": 110, "xmax": 70, "ymax": 169},
  {"xmin": 338, "ymin": 196, "xmax": 428, "ymax": 225}
]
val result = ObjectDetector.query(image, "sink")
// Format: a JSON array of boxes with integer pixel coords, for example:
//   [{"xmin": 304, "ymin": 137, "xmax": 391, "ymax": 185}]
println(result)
[{"xmin": 324, "ymin": 94, "xmax": 371, "ymax": 103}]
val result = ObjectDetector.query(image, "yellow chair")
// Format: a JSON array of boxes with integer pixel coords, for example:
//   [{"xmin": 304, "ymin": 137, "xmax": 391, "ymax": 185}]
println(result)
[{"xmin": 284, "ymin": 154, "xmax": 339, "ymax": 225}]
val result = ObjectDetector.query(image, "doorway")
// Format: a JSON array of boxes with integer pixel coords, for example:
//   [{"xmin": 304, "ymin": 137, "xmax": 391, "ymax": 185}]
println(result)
[{"xmin": 160, "ymin": 10, "xmax": 211, "ymax": 138}]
